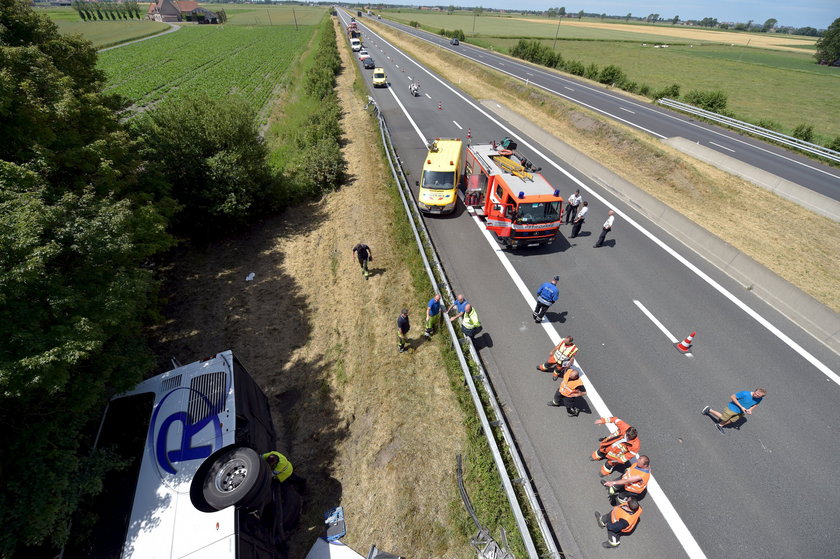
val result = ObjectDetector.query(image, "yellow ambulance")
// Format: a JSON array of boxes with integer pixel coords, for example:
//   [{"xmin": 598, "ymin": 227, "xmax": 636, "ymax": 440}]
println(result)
[{"xmin": 417, "ymin": 139, "xmax": 462, "ymax": 214}]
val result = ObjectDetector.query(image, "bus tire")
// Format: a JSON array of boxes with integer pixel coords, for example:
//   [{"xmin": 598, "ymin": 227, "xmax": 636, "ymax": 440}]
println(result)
[{"xmin": 200, "ymin": 446, "xmax": 271, "ymax": 511}]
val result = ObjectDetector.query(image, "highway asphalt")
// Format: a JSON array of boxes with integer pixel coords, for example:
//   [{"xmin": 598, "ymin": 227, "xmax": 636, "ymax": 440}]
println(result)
[
  {"xmin": 342, "ymin": 13, "xmax": 840, "ymax": 559},
  {"xmin": 374, "ymin": 16, "xmax": 840, "ymax": 203}
]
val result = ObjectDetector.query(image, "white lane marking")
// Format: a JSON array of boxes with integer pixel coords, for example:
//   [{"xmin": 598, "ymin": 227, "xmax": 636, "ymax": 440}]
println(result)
[
  {"xmin": 365, "ymin": 24, "xmax": 840, "ymax": 388},
  {"xmin": 407, "ymin": 76, "xmax": 413, "ymax": 81},
  {"xmin": 709, "ymin": 141, "xmax": 736, "ymax": 153},
  {"xmin": 526, "ymin": 72, "xmax": 534, "ymax": 76},
  {"xmin": 470, "ymin": 215, "xmax": 706, "ymax": 559},
  {"xmin": 425, "ymin": 93, "xmax": 432, "ymax": 99},
  {"xmin": 619, "ymin": 107, "xmax": 636, "ymax": 114},
  {"xmin": 499, "ymin": 62, "xmax": 505, "ymax": 65},
  {"xmin": 453, "ymin": 120, "xmax": 463, "ymax": 130},
  {"xmin": 564, "ymin": 86, "xmax": 574, "ymax": 91},
  {"xmin": 395, "ymin": 64, "xmax": 399, "ymax": 68},
  {"xmin": 372, "ymin": 28, "xmax": 708, "ymax": 559},
  {"xmin": 634, "ymin": 300, "xmax": 679, "ymax": 343}
]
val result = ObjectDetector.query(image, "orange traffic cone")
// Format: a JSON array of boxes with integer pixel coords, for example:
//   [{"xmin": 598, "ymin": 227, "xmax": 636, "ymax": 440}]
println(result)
[{"xmin": 675, "ymin": 332, "xmax": 696, "ymax": 353}]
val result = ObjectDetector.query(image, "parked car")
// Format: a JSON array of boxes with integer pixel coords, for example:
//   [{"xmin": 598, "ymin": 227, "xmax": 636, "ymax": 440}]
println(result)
[
  {"xmin": 358, "ymin": 49, "xmax": 370, "ymax": 60},
  {"xmin": 363, "ymin": 57, "xmax": 375, "ymax": 69},
  {"xmin": 450, "ymin": 37, "xmax": 460, "ymax": 45},
  {"xmin": 372, "ymin": 68, "xmax": 387, "ymax": 87}
]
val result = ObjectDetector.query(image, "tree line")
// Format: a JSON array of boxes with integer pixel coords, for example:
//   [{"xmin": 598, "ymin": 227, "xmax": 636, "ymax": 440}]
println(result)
[
  {"xmin": 0, "ymin": 1, "xmax": 343, "ymax": 555},
  {"xmin": 72, "ymin": 0, "xmax": 144, "ymax": 21}
]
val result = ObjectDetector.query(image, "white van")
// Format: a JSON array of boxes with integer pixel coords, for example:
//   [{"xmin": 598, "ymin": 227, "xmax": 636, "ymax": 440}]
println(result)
[
  {"xmin": 350, "ymin": 38, "xmax": 362, "ymax": 51},
  {"xmin": 64, "ymin": 351, "xmax": 299, "ymax": 559}
]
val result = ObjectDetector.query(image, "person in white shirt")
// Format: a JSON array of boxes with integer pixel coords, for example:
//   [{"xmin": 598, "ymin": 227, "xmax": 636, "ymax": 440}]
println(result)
[
  {"xmin": 570, "ymin": 201, "xmax": 588, "ymax": 238},
  {"xmin": 565, "ymin": 189, "xmax": 582, "ymax": 224},
  {"xmin": 594, "ymin": 210, "xmax": 615, "ymax": 248}
]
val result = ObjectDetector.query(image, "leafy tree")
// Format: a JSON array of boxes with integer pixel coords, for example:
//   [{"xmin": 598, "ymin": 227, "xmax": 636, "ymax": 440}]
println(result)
[
  {"xmin": 625, "ymin": 13, "xmax": 632, "ymax": 21},
  {"xmin": 673, "ymin": 15, "xmax": 680, "ymax": 24},
  {"xmin": 134, "ymin": 94, "xmax": 276, "ymax": 236},
  {"xmin": 762, "ymin": 18, "xmax": 777, "ymax": 32},
  {"xmin": 546, "ymin": 7, "xmax": 556, "ymax": 18},
  {"xmin": 795, "ymin": 26, "xmax": 819, "ymax": 37},
  {"xmin": 815, "ymin": 17, "xmax": 840, "ymax": 64},
  {"xmin": 447, "ymin": 4, "xmax": 454, "ymax": 15},
  {"xmin": 577, "ymin": 9, "xmax": 584, "ymax": 18},
  {"xmin": 0, "ymin": 1, "xmax": 173, "ymax": 553}
]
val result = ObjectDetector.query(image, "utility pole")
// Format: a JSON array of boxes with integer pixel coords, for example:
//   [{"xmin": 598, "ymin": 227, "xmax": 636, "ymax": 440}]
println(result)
[
  {"xmin": 473, "ymin": 11, "xmax": 476, "ymax": 34},
  {"xmin": 266, "ymin": 9, "xmax": 272, "ymax": 26},
  {"xmin": 292, "ymin": 7, "xmax": 298, "ymax": 31},
  {"xmin": 553, "ymin": 18, "xmax": 561, "ymax": 50}
]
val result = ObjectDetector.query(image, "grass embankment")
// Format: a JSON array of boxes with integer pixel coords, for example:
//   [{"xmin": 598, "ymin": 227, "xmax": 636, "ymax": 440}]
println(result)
[
  {"xmin": 364, "ymin": 19, "xmax": 840, "ymax": 313},
  {"xmin": 383, "ymin": 11, "xmax": 838, "ymax": 142}
]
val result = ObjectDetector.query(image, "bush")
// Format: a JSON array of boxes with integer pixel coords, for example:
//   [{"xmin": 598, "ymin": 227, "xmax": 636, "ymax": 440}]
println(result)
[
  {"xmin": 584, "ymin": 63, "xmax": 599, "ymax": 80},
  {"xmin": 652, "ymin": 83, "xmax": 681, "ymax": 100},
  {"xmin": 756, "ymin": 119, "xmax": 780, "ymax": 131},
  {"xmin": 623, "ymin": 81, "xmax": 638, "ymax": 93},
  {"xmin": 598, "ymin": 64, "xmax": 626, "ymax": 86},
  {"xmin": 638, "ymin": 84, "xmax": 651, "ymax": 96},
  {"xmin": 409, "ymin": 20, "xmax": 419, "ymax": 28},
  {"xmin": 792, "ymin": 123, "xmax": 814, "ymax": 142},
  {"xmin": 565, "ymin": 60, "xmax": 585, "ymax": 75},
  {"xmin": 827, "ymin": 136, "xmax": 840, "ymax": 152},
  {"xmin": 683, "ymin": 89, "xmax": 728, "ymax": 113},
  {"xmin": 134, "ymin": 94, "xmax": 276, "ymax": 236}
]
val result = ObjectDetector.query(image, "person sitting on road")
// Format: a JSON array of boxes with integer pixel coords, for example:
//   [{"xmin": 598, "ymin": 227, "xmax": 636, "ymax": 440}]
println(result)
[{"xmin": 595, "ymin": 497, "xmax": 643, "ymax": 548}]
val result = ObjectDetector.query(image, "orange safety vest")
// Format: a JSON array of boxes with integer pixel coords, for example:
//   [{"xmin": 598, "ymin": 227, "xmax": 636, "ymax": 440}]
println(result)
[
  {"xmin": 598, "ymin": 418, "xmax": 640, "ymax": 461},
  {"xmin": 550, "ymin": 341, "xmax": 578, "ymax": 364},
  {"xmin": 610, "ymin": 503, "xmax": 643, "ymax": 533},
  {"xmin": 559, "ymin": 370, "xmax": 585, "ymax": 397},
  {"xmin": 621, "ymin": 465, "xmax": 651, "ymax": 494}
]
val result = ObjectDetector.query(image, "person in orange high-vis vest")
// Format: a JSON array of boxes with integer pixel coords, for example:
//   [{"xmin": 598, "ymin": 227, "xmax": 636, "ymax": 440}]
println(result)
[
  {"xmin": 590, "ymin": 417, "xmax": 640, "ymax": 476},
  {"xmin": 595, "ymin": 497, "xmax": 643, "ymax": 548},
  {"xmin": 602, "ymin": 455, "xmax": 651, "ymax": 504},
  {"xmin": 536, "ymin": 336, "xmax": 578, "ymax": 378},
  {"xmin": 547, "ymin": 368, "xmax": 586, "ymax": 417}
]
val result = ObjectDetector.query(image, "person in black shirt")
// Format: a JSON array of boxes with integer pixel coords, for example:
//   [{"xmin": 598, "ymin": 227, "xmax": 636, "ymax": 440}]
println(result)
[
  {"xmin": 352, "ymin": 243, "xmax": 372, "ymax": 278},
  {"xmin": 397, "ymin": 308, "xmax": 410, "ymax": 353}
]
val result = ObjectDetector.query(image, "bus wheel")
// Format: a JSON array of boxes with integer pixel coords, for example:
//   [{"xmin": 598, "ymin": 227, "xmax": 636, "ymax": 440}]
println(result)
[{"xmin": 200, "ymin": 446, "xmax": 271, "ymax": 511}]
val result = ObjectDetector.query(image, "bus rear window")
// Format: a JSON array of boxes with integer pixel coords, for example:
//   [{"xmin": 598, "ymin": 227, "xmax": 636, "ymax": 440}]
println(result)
[{"xmin": 64, "ymin": 392, "xmax": 155, "ymax": 559}]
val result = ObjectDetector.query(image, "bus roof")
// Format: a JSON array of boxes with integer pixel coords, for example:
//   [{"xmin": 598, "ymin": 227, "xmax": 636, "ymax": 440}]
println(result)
[
  {"xmin": 112, "ymin": 352, "xmax": 239, "ymax": 558},
  {"xmin": 424, "ymin": 139, "xmax": 463, "ymax": 173},
  {"xmin": 470, "ymin": 143, "xmax": 562, "ymax": 201}
]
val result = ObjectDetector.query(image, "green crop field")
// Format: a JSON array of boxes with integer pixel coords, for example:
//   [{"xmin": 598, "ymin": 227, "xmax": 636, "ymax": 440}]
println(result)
[
  {"xmin": 98, "ymin": 24, "xmax": 314, "ymax": 115},
  {"xmin": 213, "ymin": 3, "xmax": 326, "ymax": 26},
  {"xmin": 381, "ymin": 10, "xmax": 839, "ymax": 142}
]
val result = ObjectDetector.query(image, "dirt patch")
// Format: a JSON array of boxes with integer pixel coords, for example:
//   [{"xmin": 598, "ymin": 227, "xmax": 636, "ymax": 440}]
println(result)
[
  {"xmin": 512, "ymin": 18, "xmax": 817, "ymax": 53},
  {"xmin": 365, "ymin": 20, "xmax": 840, "ymax": 313},
  {"xmin": 148, "ymin": 17, "xmax": 471, "ymax": 558}
]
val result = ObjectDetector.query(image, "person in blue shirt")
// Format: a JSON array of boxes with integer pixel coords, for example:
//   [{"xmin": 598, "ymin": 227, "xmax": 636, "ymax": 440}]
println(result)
[
  {"xmin": 447, "ymin": 293, "xmax": 469, "ymax": 322},
  {"xmin": 702, "ymin": 388, "xmax": 766, "ymax": 434},
  {"xmin": 533, "ymin": 276, "xmax": 560, "ymax": 323},
  {"xmin": 425, "ymin": 294, "xmax": 443, "ymax": 338}
]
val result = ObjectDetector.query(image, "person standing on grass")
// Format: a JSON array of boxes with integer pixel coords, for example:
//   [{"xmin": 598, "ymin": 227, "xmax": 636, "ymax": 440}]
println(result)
[
  {"xmin": 702, "ymin": 388, "xmax": 766, "ymax": 434},
  {"xmin": 570, "ymin": 201, "xmax": 588, "ymax": 239},
  {"xmin": 460, "ymin": 304, "xmax": 481, "ymax": 340},
  {"xmin": 447, "ymin": 293, "xmax": 469, "ymax": 323},
  {"xmin": 425, "ymin": 294, "xmax": 443, "ymax": 339},
  {"xmin": 352, "ymin": 243, "xmax": 372, "ymax": 278},
  {"xmin": 397, "ymin": 308, "xmax": 410, "ymax": 353},
  {"xmin": 565, "ymin": 189, "xmax": 582, "ymax": 224},
  {"xmin": 594, "ymin": 210, "xmax": 615, "ymax": 248}
]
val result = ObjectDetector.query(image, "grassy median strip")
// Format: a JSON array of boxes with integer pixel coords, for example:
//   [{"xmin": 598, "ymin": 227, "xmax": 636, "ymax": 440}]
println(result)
[{"xmin": 365, "ymin": 19, "xmax": 840, "ymax": 313}]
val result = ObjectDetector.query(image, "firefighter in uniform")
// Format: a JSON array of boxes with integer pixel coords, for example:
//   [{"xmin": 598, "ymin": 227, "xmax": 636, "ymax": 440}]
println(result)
[
  {"xmin": 536, "ymin": 336, "xmax": 578, "ymax": 378},
  {"xmin": 590, "ymin": 417, "xmax": 640, "ymax": 477},
  {"xmin": 547, "ymin": 368, "xmax": 586, "ymax": 416},
  {"xmin": 595, "ymin": 497, "xmax": 643, "ymax": 548},
  {"xmin": 602, "ymin": 455, "xmax": 651, "ymax": 504}
]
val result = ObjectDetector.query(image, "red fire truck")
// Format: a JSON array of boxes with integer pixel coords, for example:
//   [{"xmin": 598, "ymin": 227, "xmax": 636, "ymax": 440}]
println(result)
[{"xmin": 463, "ymin": 138, "xmax": 563, "ymax": 248}]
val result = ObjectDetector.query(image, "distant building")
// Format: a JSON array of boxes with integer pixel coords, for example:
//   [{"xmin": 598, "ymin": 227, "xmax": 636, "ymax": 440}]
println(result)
[{"xmin": 147, "ymin": 0, "xmax": 219, "ymax": 23}]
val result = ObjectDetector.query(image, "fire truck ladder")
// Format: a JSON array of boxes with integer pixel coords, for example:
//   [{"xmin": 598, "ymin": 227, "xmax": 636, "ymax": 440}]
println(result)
[{"xmin": 492, "ymin": 154, "xmax": 533, "ymax": 181}]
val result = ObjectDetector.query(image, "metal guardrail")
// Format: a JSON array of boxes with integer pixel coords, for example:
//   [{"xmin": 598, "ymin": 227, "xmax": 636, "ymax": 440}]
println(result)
[
  {"xmin": 657, "ymin": 98, "xmax": 840, "ymax": 164},
  {"xmin": 371, "ymin": 100, "xmax": 562, "ymax": 559}
]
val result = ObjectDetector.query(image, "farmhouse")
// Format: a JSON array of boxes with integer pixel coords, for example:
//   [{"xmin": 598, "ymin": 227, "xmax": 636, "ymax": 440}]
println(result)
[{"xmin": 147, "ymin": 0, "xmax": 219, "ymax": 23}]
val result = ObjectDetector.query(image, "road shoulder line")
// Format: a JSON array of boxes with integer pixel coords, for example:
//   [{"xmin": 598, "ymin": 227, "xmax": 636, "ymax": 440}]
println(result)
[{"xmin": 480, "ymin": 99, "xmax": 840, "ymax": 356}]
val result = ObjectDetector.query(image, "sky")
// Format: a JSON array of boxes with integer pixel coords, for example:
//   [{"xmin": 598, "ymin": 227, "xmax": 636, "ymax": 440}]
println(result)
[{"xmin": 383, "ymin": 1, "xmax": 838, "ymax": 30}]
